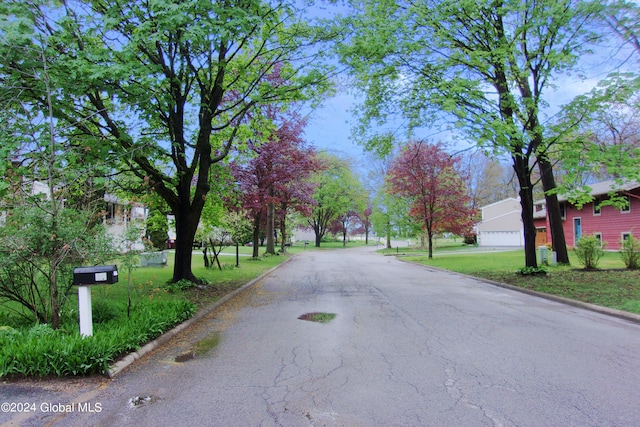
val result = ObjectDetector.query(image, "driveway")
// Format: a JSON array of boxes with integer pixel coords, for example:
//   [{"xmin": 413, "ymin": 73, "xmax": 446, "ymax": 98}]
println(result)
[{"xmin": 3, "ymin": 246, "xmax": 640, "ymax": 426}]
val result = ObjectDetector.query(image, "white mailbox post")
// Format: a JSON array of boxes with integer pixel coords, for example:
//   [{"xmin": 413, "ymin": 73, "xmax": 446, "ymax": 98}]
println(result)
[{"xmin": 73, "ymin": 265, "xmax": 118, "ymax": 337}]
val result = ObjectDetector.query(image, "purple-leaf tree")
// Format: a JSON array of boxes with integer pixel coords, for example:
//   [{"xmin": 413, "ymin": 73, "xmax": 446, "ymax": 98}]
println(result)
[
  {"xmin": 387, "ymin": 141, "xmax": 476, "ymax": 259},
  {"xmin": 231, "ymin": 109, "xmax": 321, "ymax": 257}
]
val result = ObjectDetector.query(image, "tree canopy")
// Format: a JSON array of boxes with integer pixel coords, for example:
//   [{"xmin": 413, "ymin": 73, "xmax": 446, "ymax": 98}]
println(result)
[
  {"xmin": 230, "ymin": 108, "xmax": 320, "ymax": 256},
  {"xmin": 1, "ymin": 0, "xmax": 334, "ymax": 283},
  {"xmin": 387, "ymin": 141, "xmax": 475, "ymax": 258},
  {"xmin": 339, "ymin": 0, "xmax": 611, "ymax": 266},
  {"xmin": 307, "ymin": 154, "xmax": 367, "ymax": 247}
]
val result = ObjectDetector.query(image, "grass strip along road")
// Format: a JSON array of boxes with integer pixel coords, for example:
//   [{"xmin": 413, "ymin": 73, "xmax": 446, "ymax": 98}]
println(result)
[{"xmin": 383, "ymin": 245, "xmax": 640, "ymax": 316}]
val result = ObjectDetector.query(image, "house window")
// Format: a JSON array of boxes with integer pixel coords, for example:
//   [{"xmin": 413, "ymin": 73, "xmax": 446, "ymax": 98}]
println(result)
[
  {"xmin": 622, "ymin": 232, "xmax": 632, "ymax": 242},
  {"xmin": 560, "ymin": 202, "xmax": 566, "ymax": 220},
  {"xmin": 594, "ymin": 232, "xmax": 603, "ymax": 246},
  {"xmin": 621, "ymin": 195, "xmax": 631, "ymax": 213},
  {"xmin": 593, "ymin": 197, "xmax": 601, "ymax": 215}
]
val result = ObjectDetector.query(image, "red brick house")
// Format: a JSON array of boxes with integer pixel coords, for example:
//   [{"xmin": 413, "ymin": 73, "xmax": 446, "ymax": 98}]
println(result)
[{"xmin": 534, "ymin": 180, "xmax": 640, "ymax": 251}]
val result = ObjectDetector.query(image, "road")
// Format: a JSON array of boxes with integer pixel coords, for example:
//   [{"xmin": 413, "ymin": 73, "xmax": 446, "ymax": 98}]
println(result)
[{"xmin": 3, "ymin": 246, "xmax": 640, "ymax": 426}]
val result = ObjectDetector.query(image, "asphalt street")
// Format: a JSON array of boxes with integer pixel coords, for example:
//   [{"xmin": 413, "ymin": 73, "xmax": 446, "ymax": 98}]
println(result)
[{"xmin": 2, "ymin": 245, "xmax": 640, "ymax": 426}]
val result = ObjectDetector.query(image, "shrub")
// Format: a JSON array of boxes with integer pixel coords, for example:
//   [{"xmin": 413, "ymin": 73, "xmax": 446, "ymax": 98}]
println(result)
[
  {"xmin": 516, "ymin": 266, "xmax": 548, "ymax": 276},
  {"xmin": 574, "ymin": 235, "xmax": 605, "ymax": 269},
  {"xmin": 27, "ymin": 323, "xmax": 55, "ymax": 338},
  {"xmin": 92, "ymin": 300, "xmax": 122, "ymax": 324},
  {"xmin": 0, "ymin": 325, "xmax": 21, "ymax": 340},
  {"xmin": 0, "ymin": 299, "xmax": 196, "ymax": 378},
  {"xmin": 463, "ymin": 235, "xmax": 477, "ymax": 245},
  {"xmin": 619, "ymin": 234, "xmax": 640, "ymax": 269},
  {"xmin": 162, "ymin": 279, "xmax": 199, "ymax": 293},
  {"xmin": 0, "ymin": 206, "xmax": 116, "ymax": 329}
]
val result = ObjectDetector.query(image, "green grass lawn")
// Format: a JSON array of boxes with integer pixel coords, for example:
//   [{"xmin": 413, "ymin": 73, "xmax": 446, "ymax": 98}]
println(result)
[
  {"xmin": 402, "ymin": 248, "xmax": 640, "ymax": 315},
  {"xmin": 0, "ymin": 239, "xmax": 367, "ymax": 327}
]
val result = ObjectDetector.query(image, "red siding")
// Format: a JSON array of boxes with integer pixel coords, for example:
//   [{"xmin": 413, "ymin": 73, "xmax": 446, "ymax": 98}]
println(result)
[
  {"xmin": 564, "ymin": 188, "xmax": 640, "ymax": 250},
  {"xmin": 536, "ymin": 187, "xmax": 640, "ymax": 250}
]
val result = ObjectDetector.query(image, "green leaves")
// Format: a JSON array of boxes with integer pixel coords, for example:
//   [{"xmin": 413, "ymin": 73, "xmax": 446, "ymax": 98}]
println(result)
[
  {"xmin": 0, "ymin": 299, "xmax": 196, "ymax": 377},
  {"xmin": 574, "ymin": 234, "xmax": 606, "ymax": 270}
]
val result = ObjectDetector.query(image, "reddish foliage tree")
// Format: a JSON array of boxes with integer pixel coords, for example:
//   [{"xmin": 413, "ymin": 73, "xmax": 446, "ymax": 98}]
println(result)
[
  {"xmin": 387, "ymin": 141, "xmax": 476, "ymax": 259},
  {"xmin": 352, "ymin": 205, "xmax": 373, "ymax": 244},
  {"xmin": 231, "ymin": 110, "xmax": 320, "ymax": 256},
  {"xmin": 331, "ymin": 211, "xmax": 360, "ymax": 246}
]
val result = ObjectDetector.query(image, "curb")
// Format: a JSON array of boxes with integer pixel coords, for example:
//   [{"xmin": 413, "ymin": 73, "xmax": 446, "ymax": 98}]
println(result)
[
  {"xmin": 107, "ymin": 256, "xmax": 293, "ymax": 377},
  {"xmin": 397, "ymin": 258, "xmax": 640, "ymax": 325}
]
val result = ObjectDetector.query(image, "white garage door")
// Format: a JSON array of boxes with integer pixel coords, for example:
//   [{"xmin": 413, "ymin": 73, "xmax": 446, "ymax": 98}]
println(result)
[{"xmin": 478, "ymin": 231, "xmax": 523, "ymax": 247}]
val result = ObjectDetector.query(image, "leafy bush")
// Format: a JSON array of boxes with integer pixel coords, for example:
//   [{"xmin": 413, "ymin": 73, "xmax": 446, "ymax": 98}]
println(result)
[
  {"xmin": 619, "ymin": 234, "xmax": 640, "ymax": 269},
  {"xmin": 0, "ymin": 299, "xmax": 196, "ymax": 378},
  {"xmin": 0, "ymin": 325, "xmax": 21, "ymax": 340},
  {"xmin": 516, "ymin": 266, "xmax": 548, "ymax": 276},
  {"xmin": 463, "ymin": 235, "xmax": 477, "ymax": 245},
  {"xmin": 92, "ymin": 300, "xmax": 122, "ymax": 323},
  {"xmin": 27, "ymin": 323, "xmax": 55, "ymax": 338},
  {"xmin": 574, "ymin": 235, "xmax": 605, "ymax": 269},
  {"xmin": 162, "ymin": 279, "xmax": 199, "ymax": 293},
  {"xmin": 0, "ymin": 205, "xmax": 116, "ymax": 328},
  {"xmin": 146, "ymin": 209, "xmax": 169, "ymax": 250}
]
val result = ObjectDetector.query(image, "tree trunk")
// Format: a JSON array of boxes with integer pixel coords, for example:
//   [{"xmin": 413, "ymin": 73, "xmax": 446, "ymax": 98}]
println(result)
[
  {"xmin": 314, "ymin": 223, "xmax": 322, "ymax": 247},
  {"xmin": 167, "ymin": 145, "xmax": 211, "ymax": 283},
  {"xmin": 265, "ymin": 187, "xmax": 275, "ymax": 255},
  {"xmin": 173, "ymin": 240, "xmax": 197, "ymax": 282},
  {"xmin": 386, "ymin": 219, "xmax": 392, "ymax": 249},
  {"xmin": 50, "ymin": 275, "xmax": 60, "ymax": 329},
  {"xmin": 209, "ymin": 238, "xmax": 222, "ymax": 271},
  {"xmin": 252, "ymin": 213, "xmax": 261, "ymax": 258},
  {"xmin": 172, "ymin": 207, "xmax": 200, "ymax": 283},
  {"xmin": 513, "ymin": 160, "xmax": 538, "ymax": 268},
  {"xmin": 538, "ymin": 157, "xmax": 570, "ymax": 264},
  {"xmin": 280, "ymin": 215, "xmax": 287, "ymax": 254},
  {"xmin": 203, "ymin": 247, "xmax": 209, "ymax": 268}
]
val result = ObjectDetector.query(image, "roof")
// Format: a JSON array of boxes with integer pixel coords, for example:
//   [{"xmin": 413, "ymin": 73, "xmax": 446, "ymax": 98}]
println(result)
[
  {"xmin": 572, "ymin": 179, "xmax": 640, "ymax": 199},
  {"xmin": 536, "ymin": 179, "xmax": 640, "ymax": 205},
  {"xmin": 479, "ymin": 197, "xmax": 519, "ymax": 210}
]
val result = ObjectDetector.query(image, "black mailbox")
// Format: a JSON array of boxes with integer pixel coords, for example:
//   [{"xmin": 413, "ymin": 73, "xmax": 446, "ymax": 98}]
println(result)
[{"xmin": 73, "ymin": 265, "xmax": 119, "ymax": 285}]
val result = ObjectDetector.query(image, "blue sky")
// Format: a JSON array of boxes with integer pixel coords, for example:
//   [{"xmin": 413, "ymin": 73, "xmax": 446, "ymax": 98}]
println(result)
[
  {"xmin": 304, "ymin": 59, "xmax": 635, "ymax": 165},
  {"xmin": 300, "ymin": 1, "xmax": 638, "ymax": 167}
]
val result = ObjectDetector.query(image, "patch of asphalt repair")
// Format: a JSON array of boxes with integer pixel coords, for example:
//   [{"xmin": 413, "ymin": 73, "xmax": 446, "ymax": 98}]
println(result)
[{"xmin": 107, "ymin": 257, "xmax": 293, "ymax": 377}]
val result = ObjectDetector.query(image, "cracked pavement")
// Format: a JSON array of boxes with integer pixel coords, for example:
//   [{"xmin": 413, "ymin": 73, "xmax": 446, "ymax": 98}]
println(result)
[{"xmin": 3, "ymin": 246, "xmax": 640, "ymax": 426}]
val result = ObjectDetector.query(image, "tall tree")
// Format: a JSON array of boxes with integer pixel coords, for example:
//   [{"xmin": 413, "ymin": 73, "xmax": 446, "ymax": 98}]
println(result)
[
  {"xmin": 387, "ymin": 141, "xmax": 475, "ymax": 259},
  {"xmin": 363, "ymin": 146, "xmax": 397, "ymax": 248},
  {"xmin": 308, "ymin": 154, "xmax": 366, "ymax": 247},
  {"xmin": 1, "ymin": 0, "xmax": 333, "ymax": 283},
  {"xmin": 354, "ymin": 205, "xmax": 373, "ymax": 245},
  {"xmin": 231, "ymin": 110, "xmax": 320, "ymax": 257},
  {"xmin": 603, "ymin": 0, "xmax": 640, "ymax": 54},
  {"xmin": 0, "ymin": 47, "xmax": 114, "ymax": 327},
  {"xmin": 459, "ymin": 151, "xmax": 518, "ymax": 213},
  {"xmin": 548, "ymin": 76, "xmax": 640, "ymax": 209},
  {"xmin": 339, "ymin": 0, "xmax": 606, "ymax": 266}
]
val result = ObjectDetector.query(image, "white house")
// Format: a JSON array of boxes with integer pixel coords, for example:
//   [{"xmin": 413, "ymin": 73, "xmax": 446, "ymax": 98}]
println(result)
[
  {"xmin": 476, "ymin": 198, "xmax": 524, "ymax": 247},
  {"xmin": 103, "ymin": 193, "xmax": 148, "ymax": 251}
]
